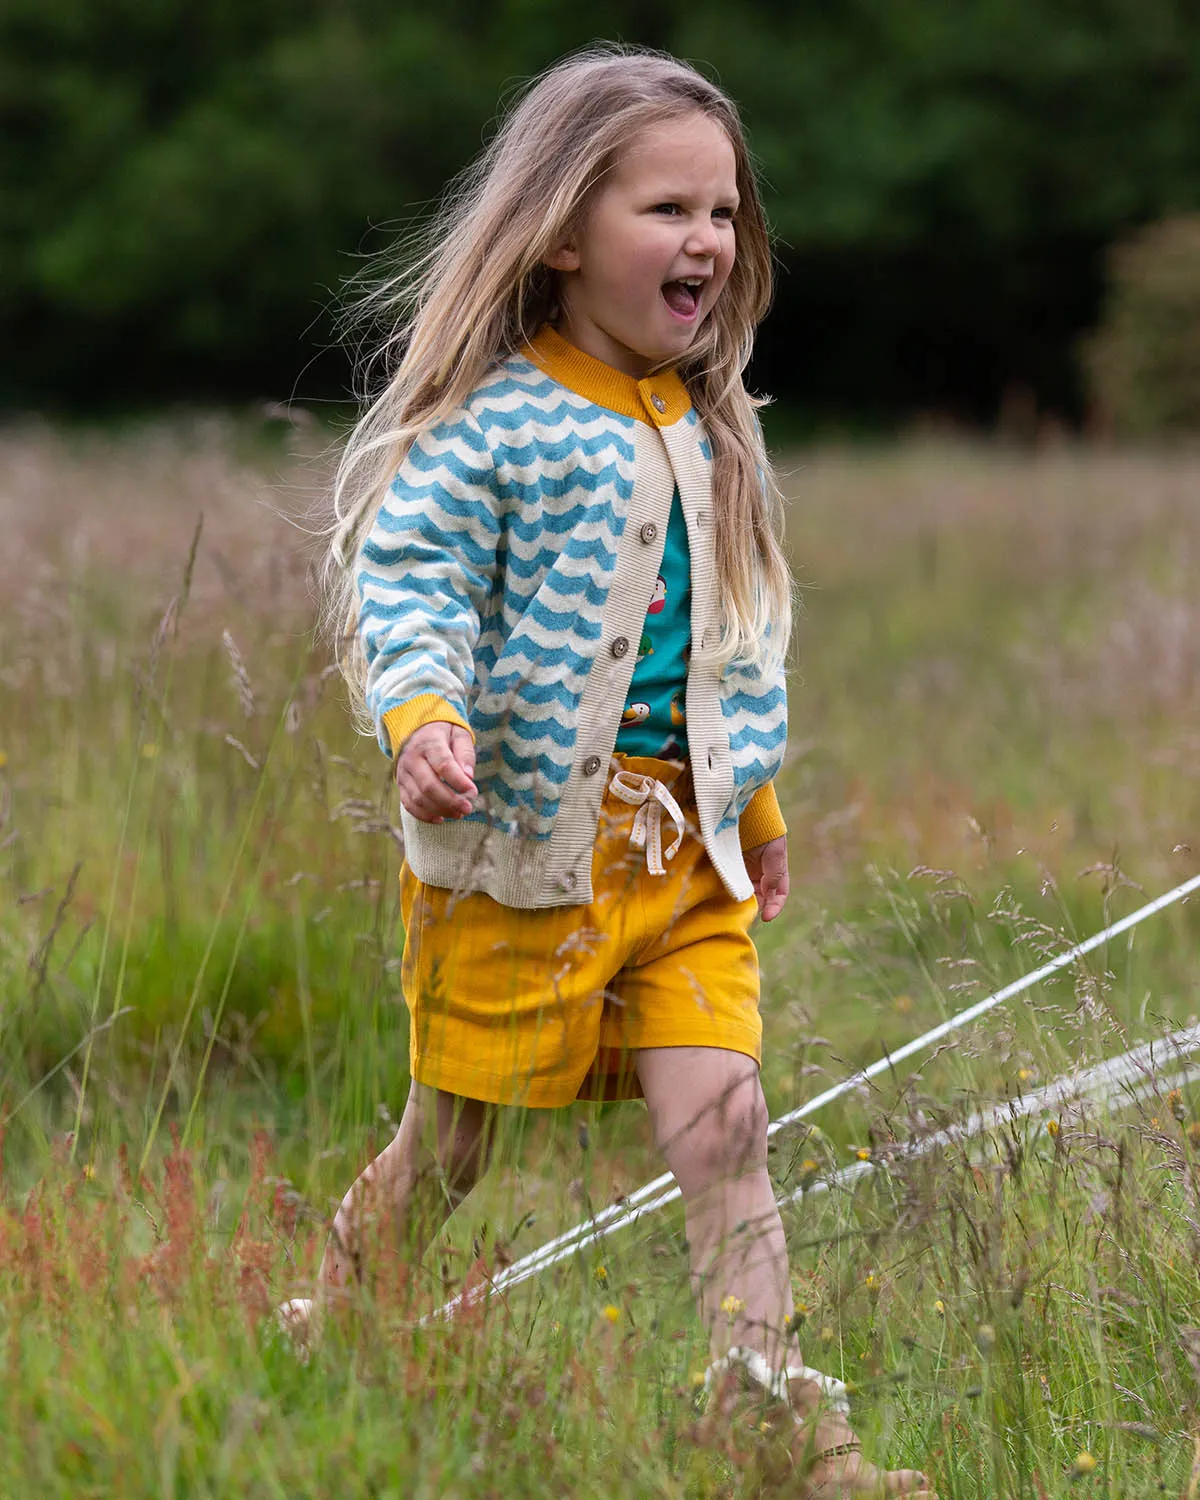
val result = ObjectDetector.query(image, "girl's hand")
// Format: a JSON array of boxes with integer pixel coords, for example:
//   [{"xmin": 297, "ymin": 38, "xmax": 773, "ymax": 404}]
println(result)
[
  {"xmin": 744, "ymin": 835, "xmax": 789, "ymax": 922},
  {"xmin": 394, "ymin": 722, "xmax": 478, "ymax": 822}
]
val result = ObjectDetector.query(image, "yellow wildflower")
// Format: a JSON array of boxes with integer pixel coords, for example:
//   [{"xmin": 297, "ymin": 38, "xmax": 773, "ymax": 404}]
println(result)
[
  {"xmin": 1046, "ymin": 1119, "xmax": 1060, "ymax": 1138},
  {"xmin": 141, "ymin": 742, "xmax": 158, "ymax": 760},
  {"xmin": 1072, "ymin": 1451, "xmax": 1097, "ymax": 1476},
  {"xmin": 0, "ymin": 751, "xmax": 8, "ymax": 770},
  {"xmin": 720, "ymin": 1294, "xmax": 746, "ymax": 1319},
  {"xmin": 593, "ymin": 1265, "xmax": 608, "ymax": 1287},
  {"xmin": 934, "ymin": 1299, "xmax": 945, "ymax": 1316},
  {"xmin": 856, "ymin": 1147, "xmax": 871, "ymax": 1162},
  {"xmin": 601, "ymin": 1304, "xmax": 620, "ymax": 1324}
]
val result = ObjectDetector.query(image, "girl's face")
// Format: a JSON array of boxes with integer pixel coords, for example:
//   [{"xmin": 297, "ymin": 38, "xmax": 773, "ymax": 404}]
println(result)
[{"xmin": 546, "ymin": 111, "xmax": 739, "ymax": 378}]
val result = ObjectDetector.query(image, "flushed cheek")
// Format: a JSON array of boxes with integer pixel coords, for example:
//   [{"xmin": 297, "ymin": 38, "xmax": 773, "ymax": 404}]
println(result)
[
  {"xmin": 709, "ymin": 255, "xmax": 735, "ymax": 307},
  {"xmin": 703, "ymin": 275, "xmax": 731, "ymax": 317}
]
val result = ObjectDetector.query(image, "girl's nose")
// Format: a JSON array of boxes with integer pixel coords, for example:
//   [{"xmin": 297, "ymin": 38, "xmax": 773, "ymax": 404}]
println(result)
[{"xmin": 684, "ymin": 216, "xmax": 721, "ymax": 259}]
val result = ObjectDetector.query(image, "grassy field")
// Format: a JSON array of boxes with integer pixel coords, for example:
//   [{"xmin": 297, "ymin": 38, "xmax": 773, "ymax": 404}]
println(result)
[{"xmin": 1, "ymin": 417, "xmax": 1199, "ymax": 1497}]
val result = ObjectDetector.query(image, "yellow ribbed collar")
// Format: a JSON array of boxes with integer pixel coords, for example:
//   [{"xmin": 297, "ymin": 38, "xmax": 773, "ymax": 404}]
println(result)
[{"xmin": 524, "ymin": 325, "xmax": 692, "ymax": 429}]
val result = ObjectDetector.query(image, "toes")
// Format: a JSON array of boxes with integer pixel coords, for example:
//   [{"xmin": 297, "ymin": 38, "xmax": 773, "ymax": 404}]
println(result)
[{"xmin": 806, "ymin": 1460, "xmax": 936, "ymax": 1498}]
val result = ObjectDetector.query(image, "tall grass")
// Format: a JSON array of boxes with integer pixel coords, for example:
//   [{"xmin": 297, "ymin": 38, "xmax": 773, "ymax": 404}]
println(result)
[{"xmin": 1, "ymin": 419, "xmax": 1199, "ymax": 1495}]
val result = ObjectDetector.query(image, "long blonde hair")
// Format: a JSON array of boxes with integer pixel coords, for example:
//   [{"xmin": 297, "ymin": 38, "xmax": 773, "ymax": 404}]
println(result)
[{"xmin": 324, "ymin": 43, "xmax": 793, "ymax": 729}]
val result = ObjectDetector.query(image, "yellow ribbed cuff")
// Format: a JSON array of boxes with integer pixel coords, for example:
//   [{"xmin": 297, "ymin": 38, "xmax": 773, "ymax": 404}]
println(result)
[
  {"xmin": 739, "ymin": 783, "xmax": 787, "ymax": 850},
  {"xmin": 381, "ymin": 694, "xmax": 472, "ymax": 757}
]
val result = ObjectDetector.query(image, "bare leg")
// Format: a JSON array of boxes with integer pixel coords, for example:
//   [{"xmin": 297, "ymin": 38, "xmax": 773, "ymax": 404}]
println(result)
[
  {"xmin": 637, "ymin": 1046, "xmax": 935, "ymax": 1497},
  {"xmin": 318, "ymin": 1081, "xmax": 494, "ymax": 1299},
  {"xmin": 636, "ymin": 1046, "xmax": 790, "ymax": 1367}
]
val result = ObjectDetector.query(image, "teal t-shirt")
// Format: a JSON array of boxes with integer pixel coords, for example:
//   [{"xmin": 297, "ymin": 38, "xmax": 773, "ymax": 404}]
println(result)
[{"xmin": 614, "ymin": 488, "xmax": 691, "ymax": 759}]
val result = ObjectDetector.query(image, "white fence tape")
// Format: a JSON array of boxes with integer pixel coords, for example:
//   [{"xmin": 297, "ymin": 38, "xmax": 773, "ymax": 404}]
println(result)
[
  {"xmin": 435, "ymin": 871, "xmax": 1200, "ymax": 1319},
  {"xmin": 783, "ymin": 1022, "xmax": 1200, "ymax": 1213}
]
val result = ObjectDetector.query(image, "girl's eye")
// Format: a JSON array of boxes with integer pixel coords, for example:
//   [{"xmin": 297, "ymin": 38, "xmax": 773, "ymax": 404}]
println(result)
[
  {"xmin": 653, "ymin": 203, "xmax": 682, "ymax": 216},
  {"xmin": 713, "ymin": 207, "xmax": 736, "ymax": 221}
]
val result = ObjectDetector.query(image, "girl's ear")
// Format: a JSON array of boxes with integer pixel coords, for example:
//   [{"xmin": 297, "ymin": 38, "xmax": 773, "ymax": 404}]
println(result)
[{"xmin": 543, "ymin": 238, "xmax": 580, "ymax": 273}]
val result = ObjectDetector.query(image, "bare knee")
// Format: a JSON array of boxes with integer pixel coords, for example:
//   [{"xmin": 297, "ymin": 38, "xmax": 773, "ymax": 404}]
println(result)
[{"xmin": 660, "ymin": 1072, "xmax": 769, "ymax": 1199}]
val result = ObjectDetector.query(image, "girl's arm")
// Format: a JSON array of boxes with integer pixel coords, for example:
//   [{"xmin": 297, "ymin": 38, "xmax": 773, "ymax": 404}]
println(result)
[{"xmin": 357, "ymin": 410, "xmax": 501, "ymax": 761}]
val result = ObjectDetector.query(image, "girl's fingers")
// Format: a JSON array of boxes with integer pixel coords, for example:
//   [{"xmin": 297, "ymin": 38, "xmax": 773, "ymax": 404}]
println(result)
[
  {"xmin": 425, "ymin": 735, "xmax": 476, "ymax": 795},
  {"xmin": 398, "ymin": 777, "xmax": 467, "ymax": 822},
  {"xmin": 395, "ymin": 734, "xmax": 477, "ymax": 822},
  {"xmin": 448, "ymin": 725, "xmax": 477, "ymax": 786},
  {"xmin": 755, "ymin": 845, "xmax": 789, "ymax": 921}
]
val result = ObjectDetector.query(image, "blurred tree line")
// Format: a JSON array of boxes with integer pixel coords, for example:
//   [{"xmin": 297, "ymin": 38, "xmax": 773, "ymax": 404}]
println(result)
[{"xmin": 3, "ymin": 0, "xmax": 1199, "ymax": 424}]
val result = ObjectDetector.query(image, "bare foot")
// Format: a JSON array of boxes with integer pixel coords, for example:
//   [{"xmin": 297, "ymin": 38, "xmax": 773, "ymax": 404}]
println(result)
[
  {"xmin": 694, "ymin": 1364, "xmax": 937, "ymax": 1500},
  {"xmin": 801, "ymin": 1444, "xmax": 937, "ymax": 1499},
  {"xmin": 786, "ymin": 1380, "xmax": 937, "ymax": 1500}
]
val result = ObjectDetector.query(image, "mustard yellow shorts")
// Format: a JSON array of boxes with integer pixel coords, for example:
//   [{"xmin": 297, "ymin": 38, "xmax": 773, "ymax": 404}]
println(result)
[{"xmin": 398, "ymin": 755, "xmax": 762, "ymax": 1107}]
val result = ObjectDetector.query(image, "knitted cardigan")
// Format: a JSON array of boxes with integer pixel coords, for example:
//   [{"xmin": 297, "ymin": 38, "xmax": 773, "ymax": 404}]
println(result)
[{"xmin": 358, "ymin": 326, "xmax": 788, "ymax": 909}]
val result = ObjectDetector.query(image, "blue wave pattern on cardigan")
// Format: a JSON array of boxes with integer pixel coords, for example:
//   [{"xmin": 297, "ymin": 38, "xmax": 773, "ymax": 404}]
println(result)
[
  {"xmin": 358, "ymin": 351, "xmax": 787, "ymax": 844},
  {"xmin": 359, "ymin": 356, "xmax": 636, "ymax": 835}
]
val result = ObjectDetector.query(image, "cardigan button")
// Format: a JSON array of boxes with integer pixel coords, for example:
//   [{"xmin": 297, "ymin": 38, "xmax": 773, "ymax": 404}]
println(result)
[
  {"xmin": 560, "ymin": 870, "xmax": 578, "ymax": 892},
  {"xmin": 610, "ymin": 636, "xmax": 629, "ymax": 658},
  {"xmin": 650, "ymin": 393, "xmax": 666, "ymax": 414},
  {"xmin": 639, "ymin": 521, "xmax": 658, "ymax": 544},
  {"xmin": 582, "ymin": 755, "xmax": 602, "ymax": 776}
]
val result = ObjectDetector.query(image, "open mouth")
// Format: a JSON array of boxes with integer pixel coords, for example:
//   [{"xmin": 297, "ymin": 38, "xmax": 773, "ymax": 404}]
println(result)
[{"xmin": 661, "ymin": 278, "xmax": 705, "ymax": 318}]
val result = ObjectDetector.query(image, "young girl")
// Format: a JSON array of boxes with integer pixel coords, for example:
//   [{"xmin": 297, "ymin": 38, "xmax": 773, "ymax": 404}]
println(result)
[{"xmin": 304, "ymin": 44, "xmax": 934, "ymax": 1499}]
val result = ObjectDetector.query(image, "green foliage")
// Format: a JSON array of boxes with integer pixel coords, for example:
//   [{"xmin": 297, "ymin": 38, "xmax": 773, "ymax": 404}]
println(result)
[
  {"xmin": 1085, "ymin": 215, "xmax": 1200, "ymax": 439},
  {"xmin": 3, "ymin": 1, "xmax": 1200, "ymax": 413},
  {"xmin": 3, "ymin": 425, "xmax": 1200, "ymax": 1491}
]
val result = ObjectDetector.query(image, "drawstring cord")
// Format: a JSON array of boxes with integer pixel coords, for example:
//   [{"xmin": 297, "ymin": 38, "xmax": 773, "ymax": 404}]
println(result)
[{"xmin": 606, "ymin": 770, "xmax": 686, "ymax": 875}]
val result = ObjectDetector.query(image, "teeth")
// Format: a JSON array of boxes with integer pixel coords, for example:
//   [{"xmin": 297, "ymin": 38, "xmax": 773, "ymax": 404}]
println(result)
[{"xmin": 681, "ymin": 278, "xmax": 704, "ymax": 287}]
